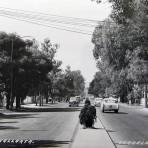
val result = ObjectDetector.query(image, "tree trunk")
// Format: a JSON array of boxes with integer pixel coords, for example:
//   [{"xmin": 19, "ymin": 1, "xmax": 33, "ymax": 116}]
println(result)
[
  {"xmin": 10, "ymin": 97, "xmax": 14, "ymax": 110},
  {"xmin": 35, "ymin": 96, "xmax": 38, "ymax": 106},
  {"xmin": 39, "ymin": 96, "xmax": 41, "ymax": 106},
  {"xmin": 16, "ymin": 96, "xmax": 21, "ymax": 110},
  {"xmin": 41, "ymin": 95, "xmax": 43, "ymax": 106},
  {"xmin": 6, "ymin": 94, "xmax": 10, "ymax": 109},
  {"xmin": 45, "ymin": 93, "xmax": 48, "ymax": 104}
]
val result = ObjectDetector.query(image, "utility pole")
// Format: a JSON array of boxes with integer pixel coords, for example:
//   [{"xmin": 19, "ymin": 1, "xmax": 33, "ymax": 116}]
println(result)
[{"xmin": 10, "ymin": 39, "xmax": 13, "ymax": 104}]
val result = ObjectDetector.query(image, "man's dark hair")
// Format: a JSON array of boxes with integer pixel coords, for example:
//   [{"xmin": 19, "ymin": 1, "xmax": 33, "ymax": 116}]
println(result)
[{"xmin": 85, "ymin": 99, "xmax": 91, "ymax": 105}]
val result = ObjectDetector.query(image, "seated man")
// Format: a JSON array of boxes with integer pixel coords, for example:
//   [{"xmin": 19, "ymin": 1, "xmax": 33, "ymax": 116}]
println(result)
[{"xmin": 79, "ymin": 99, "xmax": 96, "ymax": 128}]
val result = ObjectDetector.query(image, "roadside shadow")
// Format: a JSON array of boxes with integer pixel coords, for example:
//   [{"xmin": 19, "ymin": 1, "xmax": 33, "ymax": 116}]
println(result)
[
  {"xmin": 0, "ymin": 125, "xmax": 19, "ymax": 130},
  {"xmin": 103, "ymin": 111, "xmax": 128, "ymax": 114},
  {"xmin": 90, "ymin": 127, "xmax": 103, "ymax": 130},
  {"xmin": 0, "ymin": 140, "xmax": 71, "ymax": 148},
  {"xmin": 0, "ymin": 113, "xmax": 39, "ymax": 119},
  {"xmin": 32, "ymin": 140, "xmax": 70, "ymax": 147},
  {"xmin": 80, "ymin": 126, "xmax": 103, "ymax": 130},
  {"xmin": 19, "ymin": 107, "xmax": 81, "ymax": 112},
  {"xmin": 0, "ymin": 121, "xmax": 18, "ymax": 124}
]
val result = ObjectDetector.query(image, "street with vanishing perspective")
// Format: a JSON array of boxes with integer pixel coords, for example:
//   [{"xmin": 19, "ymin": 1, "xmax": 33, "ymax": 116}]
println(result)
[{"xmin": 0, "ymin": 0, "xmax": 148, "ymax": 148}]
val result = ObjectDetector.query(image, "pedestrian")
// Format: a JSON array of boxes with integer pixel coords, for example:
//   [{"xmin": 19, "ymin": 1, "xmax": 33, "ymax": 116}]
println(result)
[{"xmin": 79, "ymin": 99, "xmax": 96, "ymax": 128}]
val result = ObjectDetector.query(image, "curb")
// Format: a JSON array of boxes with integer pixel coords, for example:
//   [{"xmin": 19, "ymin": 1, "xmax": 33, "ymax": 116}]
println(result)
[
  {"xmin": 97, "ymin": 116, "xmax": 117, "ymax": 148},
  {"xmin": 68, "ymin": 120, "xmax": 80, "ymax": 148}
]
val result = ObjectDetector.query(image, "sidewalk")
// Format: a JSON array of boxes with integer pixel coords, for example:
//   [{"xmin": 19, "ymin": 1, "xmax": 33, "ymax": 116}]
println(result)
[{"xmin": 70, "ymin": 118, "xmax": 115, "ymax": 148}]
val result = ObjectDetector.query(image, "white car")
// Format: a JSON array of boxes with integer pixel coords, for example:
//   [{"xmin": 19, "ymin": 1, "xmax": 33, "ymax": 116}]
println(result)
[
  {"xmin": 101, "ymin": 97, "xmax": 119, "ymax": 113},
  {"xmin": 69, "ymin": 97, "xmax": 79, "ymax": 107},
  {"xmin": 94, "ymin": 98, "xmax": 102, "ymax": 107}
]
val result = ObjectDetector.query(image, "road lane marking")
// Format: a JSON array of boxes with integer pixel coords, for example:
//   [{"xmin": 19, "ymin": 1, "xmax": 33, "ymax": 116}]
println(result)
[{"xmin": 116, "ymin": 140, "xmax": 148, "ymax": 145}]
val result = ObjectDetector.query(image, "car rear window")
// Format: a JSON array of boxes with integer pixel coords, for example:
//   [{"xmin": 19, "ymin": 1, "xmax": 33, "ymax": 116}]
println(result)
[
  {"xmin": 105, "ymin": 99, "xmax": 116, "ymax": 103},
  {"xmin": 70, "ymin": 97, "xmax": 76, "ymax": 101}
]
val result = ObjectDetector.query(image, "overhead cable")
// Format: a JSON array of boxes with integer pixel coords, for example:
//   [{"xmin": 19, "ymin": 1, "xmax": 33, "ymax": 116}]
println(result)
[
  {"xmin": 0, "ymin": 9, "xmax": 97, "ymax": 28},
  {"xmin": 0, "ymin": 14, "xmax": 92, "ymax": 35}
]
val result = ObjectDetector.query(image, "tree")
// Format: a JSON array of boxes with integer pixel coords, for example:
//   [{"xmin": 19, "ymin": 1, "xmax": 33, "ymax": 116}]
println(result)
[
  {"xmin": 41, "ymin": 38, "xmax": 62, "ymax": 103},
  {"xmin": 0, "ymin": 33, "xmax": 56, "ymax": 109},
  {"xmin": 0, "ymin": 32, "xmax": 86, "ymax": 109},
  {"xmin": 88, "ymin": 71, "xmax": 111, "ymax": 97},
  {"xmin": 0, "ymin": 32, "xmax": 35, "ymax": 109},
  {"xmin": 90, "ymin": 0, "xmax": 148, "ymax": 103},
  {"xmin": 64, "ymin": 66, "xmax": 85, "ymax": 99},
  {"xmin": 91, "ymin": 0, "xmax": 148, "ymax": 102}
]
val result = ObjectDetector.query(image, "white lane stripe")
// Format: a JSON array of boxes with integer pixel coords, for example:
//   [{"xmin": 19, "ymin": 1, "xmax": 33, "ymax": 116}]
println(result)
[{"xmin": 116, "ymin": 140, "xmax": 148, "ymax": 145}]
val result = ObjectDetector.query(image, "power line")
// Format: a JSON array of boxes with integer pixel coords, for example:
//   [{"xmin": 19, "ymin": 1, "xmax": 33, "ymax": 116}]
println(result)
[
  {"xmin": 0, "ymin": 7, "xmax": 116, "ymax": 35},
  {"xmin": 0, "ymin": 14, "xmax": 92, "ymax": 35},
  {"xmin": 0, "ymin": 9, "xmax": 97, "ymax": 28},
  {"xmin": 0, "ymin": 7, "xmax": 115, "ymax": 24},
  {"xmin": 0, "ymin": 13, "xmax": 92, "ymax": 34},
  {"xmin": 0, "ymin": 7, "xmax": 100, "ymax": 23}
]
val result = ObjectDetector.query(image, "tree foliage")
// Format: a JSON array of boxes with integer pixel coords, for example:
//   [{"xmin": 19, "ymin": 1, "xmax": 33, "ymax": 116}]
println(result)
[
  {"xmin": 0, "ymin": 32, "xmax": 85, "ymax": 109},
  {"xmin": 90, "ymin": 0, "xmax": 148, "ymax": 102},
  {"xmin": 64, "ymin": 66, "xmax": 85, "ymax": 98}
]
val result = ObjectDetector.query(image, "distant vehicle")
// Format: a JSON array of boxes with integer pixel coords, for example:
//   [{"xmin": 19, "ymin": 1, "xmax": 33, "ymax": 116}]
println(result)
[
  {"xmin": 69, "ymin": 97, "xmax": 79, "ymax": 107},
  {"xmin": 101, "ymin": 97, "xmax": 119, "ymax": 113},
  {"xmin": 94, "ymin": 98, "xmax": 102, "ymax": 107},
  {"xmin": 75, "ymin": 96, "xmax": 81, "ymax": 103}
]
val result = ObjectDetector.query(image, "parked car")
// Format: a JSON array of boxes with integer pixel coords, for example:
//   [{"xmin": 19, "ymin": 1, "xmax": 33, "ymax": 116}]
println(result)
[
  {"xmin": 69, "ymin": 97, "xmax": 79, "ymax": 107},
  {"xmin": 101, "ymin": 97, "xmax": 119, "ymax": 113},
  {"xmin": 94, "ymin": 97, "xmax": 102, "ymax": 107}
]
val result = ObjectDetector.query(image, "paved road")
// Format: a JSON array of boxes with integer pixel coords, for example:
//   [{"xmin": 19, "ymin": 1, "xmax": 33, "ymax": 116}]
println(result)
[
  {"xmin": 97, "ymin": 104, "xmax": 148, "ymax": 148},
  {"xmin": 0, "ymin": 102, "xmax": 80, "ymax": 148}
]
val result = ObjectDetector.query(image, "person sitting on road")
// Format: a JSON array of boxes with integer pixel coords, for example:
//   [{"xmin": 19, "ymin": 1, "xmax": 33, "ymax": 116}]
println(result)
[{"xmin": 79, "ymin": 99, "xmax": 96, "ymax": 128}]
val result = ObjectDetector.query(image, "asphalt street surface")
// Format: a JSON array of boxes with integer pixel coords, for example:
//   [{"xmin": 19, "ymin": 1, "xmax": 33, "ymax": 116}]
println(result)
[
  {"xmin": 0, "ymin": 102, "xmax": 80, "ymax": 148},
  {"xmin": 97, "ymin": 104, "xmax": 148, "ymax": 148}
]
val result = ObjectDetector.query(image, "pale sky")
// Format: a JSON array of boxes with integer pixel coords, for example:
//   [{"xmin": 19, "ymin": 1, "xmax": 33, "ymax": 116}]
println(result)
[{"xmin": 0, "ymin": 0, "xmax": 112, "ymax": 84}]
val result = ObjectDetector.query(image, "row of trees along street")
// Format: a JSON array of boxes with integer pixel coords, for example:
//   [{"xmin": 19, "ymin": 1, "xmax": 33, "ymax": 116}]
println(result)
[
  {"xmin": 89, "ymin": 0, "xmax": 148, "ymax": 105},
  {"xmin": 0, "ymin": 32, "xmax": 85, "ymax": 110}
]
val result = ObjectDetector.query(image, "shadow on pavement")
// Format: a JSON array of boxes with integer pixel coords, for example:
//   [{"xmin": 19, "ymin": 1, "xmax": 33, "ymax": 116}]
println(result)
[
  {"xmin": 103, "ymin": 111, "xmax": 128, "ymax": 114},
  {"xmin": 90, "ymin": 127, "xmax": 103, "ymax": 130},
  {"xmin": 33, "ymin": 140, "xmax": 70, "ymax": 147},
  {"xmin": 19, "ymin": 107, "xmax": 81, "ymax": 112},
  {"xmin": 0, "ymin": 140, "xmax": 71, "ymax": 148},
  {"xmin": 0, "ymin": 121, "xmax": 18, "ymax": 124},
  {"xmin": 83, "ymin": 127, "xmax": 103, "ymax": 130},
  {"xmin": 0, "ymin": 113, "xmax": 39, "ymax": 119},
  {"xmin": 0, "ymin": 125, "xmax": 19, "ymax": 130}
]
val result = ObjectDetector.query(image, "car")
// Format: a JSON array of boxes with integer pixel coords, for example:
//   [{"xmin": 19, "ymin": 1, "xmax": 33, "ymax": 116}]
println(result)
[
  {"xmin": 101, "ymin": 97, "xmax": 119, "ymax": 113},
  {"xmin": 69, "ymin": 97, "xmax": 79, "ymax": 107},
  {"xmin": 75, "ymin": 96, "xmax": 81, "ymax": 103},
  {"xmin": 94, "ymin": 97, "xmax": 102, "ymax": 107}
]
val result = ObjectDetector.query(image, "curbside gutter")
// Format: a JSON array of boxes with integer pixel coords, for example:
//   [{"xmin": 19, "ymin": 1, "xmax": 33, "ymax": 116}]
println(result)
[
  {"xmin": 68, "ymin": 120, "xmax": 80, "ymax": 148},
  {"xmin": 97, "ymin": 117, "xmax": 117, "ymax": 148}
]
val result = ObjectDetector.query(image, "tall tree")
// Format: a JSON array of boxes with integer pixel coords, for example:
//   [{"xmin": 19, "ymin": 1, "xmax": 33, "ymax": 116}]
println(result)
[
  {"xmin": 0, "ymin": 32, "xmax": 35, "ymax": 109},
  {"xmin": 41, "ymin": 38, "xmax": 62, "ymax": 103},
  {"xmin": 91, "ymin": 0, "xmax": 148, "ymax": 102},
  {"xmin": 64, "ymin": 66, "xmax": 85, "ymax": 99},
  {"xmin": 88, "ymin": 71, "xmax": 111, "ymax": 97}
]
